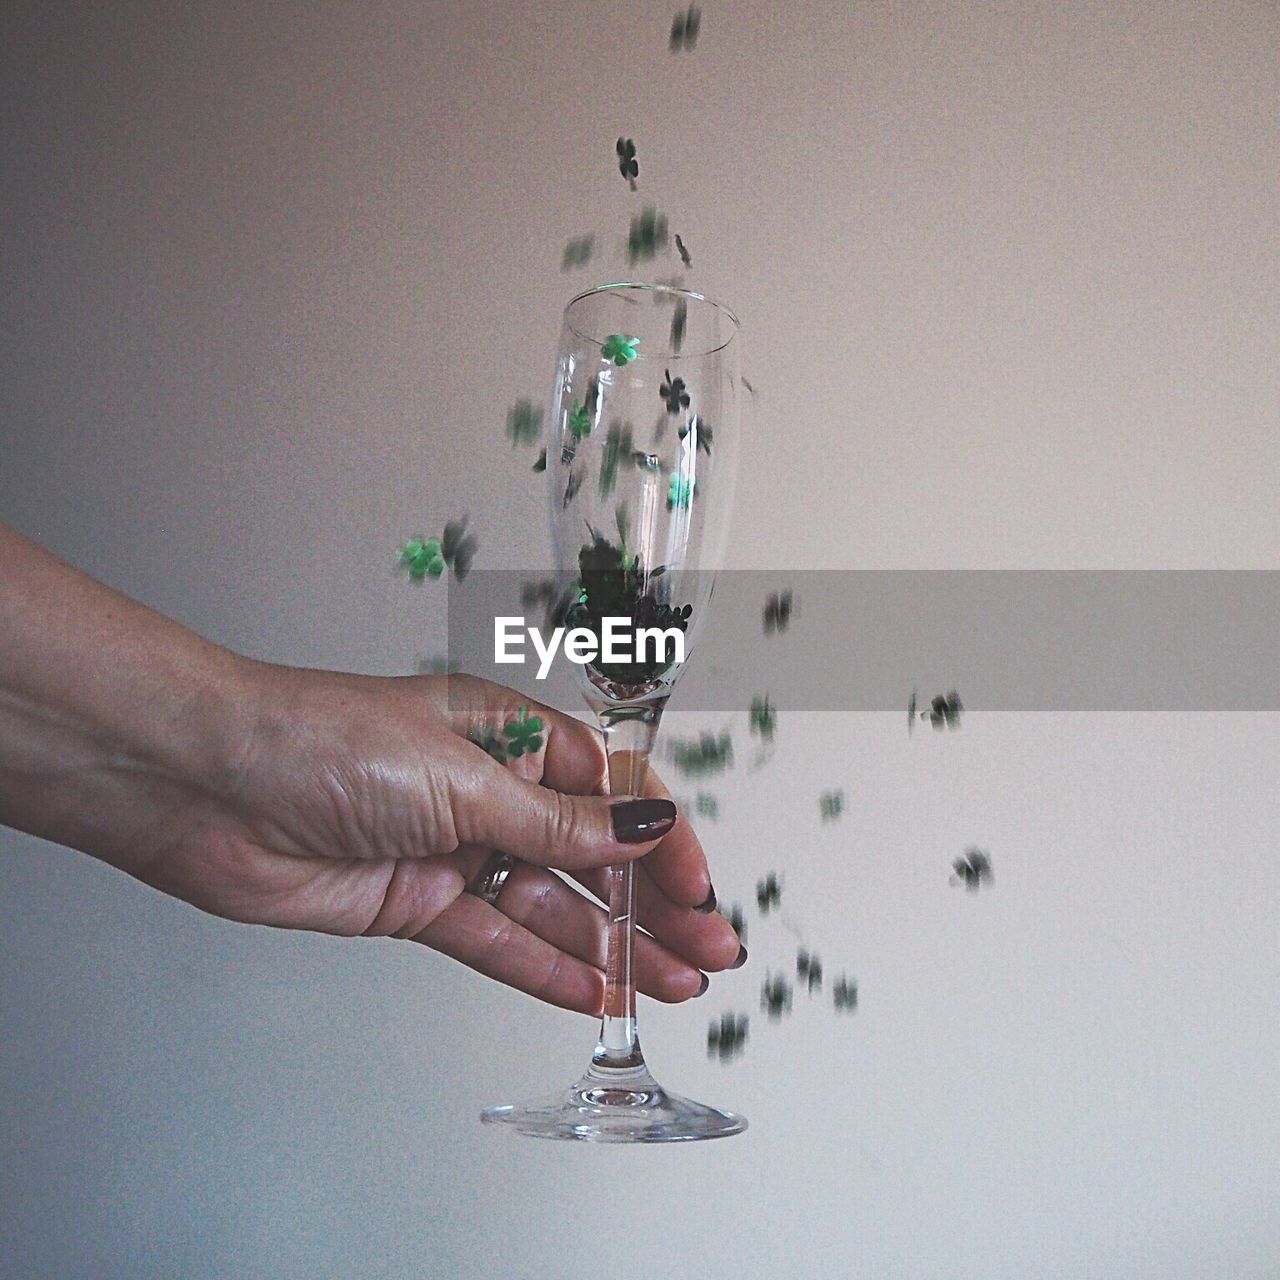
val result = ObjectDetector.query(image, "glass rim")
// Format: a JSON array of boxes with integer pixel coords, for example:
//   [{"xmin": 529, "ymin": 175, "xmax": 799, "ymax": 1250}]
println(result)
[{"xmin": 564, "ymin": 281, "xmax": 740, "ymax": 359}]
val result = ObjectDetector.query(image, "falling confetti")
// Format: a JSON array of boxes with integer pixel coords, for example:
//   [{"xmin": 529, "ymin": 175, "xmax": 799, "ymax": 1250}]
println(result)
[
  {"xmin": 678, "ymin": 415, "xmax": 712, "ymax": 456},
  {"xmin": 833, "ymin": 976, "xmax": 858, "ymax": 1011},
  {"xmin": 601, "ymin": 333, "xmax": 641, "ymax": 366},
  {"xmin": 675, "ymin": 233, "xmax": 692, "ymax": 268},
  {"xmin": 819, "ymin": 789, "xmax": 844, "ymax": 822},
  {"xmin": 561, "ymin": 235, "xmax": 595, "ymax": 271},
  {"xmin": 924, "ymin": 691, "xmax": 964, "ymax": 730},
  {"xmin": 749, "ymin": 694, "xmax": 777, "ymax": 742},
  {"xmin": 796, "ymin": 949, "xmax": 823, "ymax": 994},
  {"xmin": 398, "ymin": 537, "xmax": 445, "ymax": 582},
  {"xmin": 951, "ymin": 847, "xmax": 993, "ymax": 891},
  {"xmin": 507, "ymin": 399, "xmax": 543, "ymax": 446},
  {"xmin": 707, "ymin": 1012, "xmax": 748, "ymax": 1061},
  {"xmin": 616, "ymin": 136, "xmax": 639, "ymax": 189},
  {"xmin": 626, "ymin": 207, "xmax": 669, "ymax": 264},
  {"xmin": 660, "ymin": 368, "xmax": 691, "ymax": 414},
  {"xmin": 669, "ymin": 4, "xmax": 701, "ymax": 51},
  {"xmin": 670, "ymin": 296, "xmax": 688, "ymax": 351},
  {"xmin": 763, "ymin": 590, "xmax": 794, "ymax": 634},
  {"xmin": 761, "ymin": 973, "xmax": 793, "ymax": 1020},
  {"xmin": 756, "ymin": 872, "xmax": 781, "ymax": 913}
]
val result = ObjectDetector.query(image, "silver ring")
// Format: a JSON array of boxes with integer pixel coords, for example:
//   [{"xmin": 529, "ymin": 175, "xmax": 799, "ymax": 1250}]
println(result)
[{"xmin": 466, "ymin": 852, "xmax": 518, "ymax": 905}]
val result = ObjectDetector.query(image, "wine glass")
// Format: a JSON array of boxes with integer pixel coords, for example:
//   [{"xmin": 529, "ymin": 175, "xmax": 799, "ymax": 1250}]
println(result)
[{"xmin": 480, "ymin": 281, "xmax": 747, "ymax": 1142}]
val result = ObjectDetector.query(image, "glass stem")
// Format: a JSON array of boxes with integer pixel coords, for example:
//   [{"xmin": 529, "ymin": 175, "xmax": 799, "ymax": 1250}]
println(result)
[{"xmin": 590, "ymin": 703, "xmax": 665, "ymax": 1072}]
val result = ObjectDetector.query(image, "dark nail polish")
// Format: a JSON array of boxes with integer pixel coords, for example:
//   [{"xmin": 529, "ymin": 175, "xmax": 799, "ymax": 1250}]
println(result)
[
  {"xmin": 694, "ymin": 885, "xmax": 717, "ymax": 914},
  {"xmin": 729, "ymin": 944, "xmax": 748, "ymax": 970},
  {"xmin": 610, "ymin": 798, "xmax": 677, "ymax": 844},
  {"xmin": 695, "ymin": 973, "xmax": 709, "ymax": 997}
]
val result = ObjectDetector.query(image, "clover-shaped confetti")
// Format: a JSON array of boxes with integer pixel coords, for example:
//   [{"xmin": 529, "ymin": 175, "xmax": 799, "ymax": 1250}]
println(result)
[
  {"xmin": 616, "ymin": 137, "xmax": 639, "ymax": 187},
  {"xmin": 441, "ymin": 516, "xmax": 478, "ymax": 581},
  {"xmin": 707, "ymin": 1012, "xmax": 749, "ymax": 1062},
  {"xmin": 669, "ymin": 4, "xmax": 701, "ymax": 51},
  {"xmin": 601, "ymin": 333, "xmax": 640, "ymax": 366},
  {"xmin": 678, "ymin": 414, "xmax": 712, "ymax": 455},
  {"xmin": 749, "ymin": 694, "xmax": 776, "ymax": 743},
  {"xmin": 761, "ymin": 973, "xmax": 793, "ymax": 1020},
  {"xmin": 756, "ymin": 871, "xmax": 781, "ymax": 913},
  {"xmin": 626, "ymin": 207, "xmax": 669, "ymax": 264},
  {"xmin": 796, "ymin": 949, "xmax": 823, "ymax": 994},
  {"xmin": 952, "ymin": 847, "xmax": 993, "ymax": 891},
  {"xmin": 502, "ymin": 705, "xmax": 545, "ymax": 760},
  {"xmin": 561, "ymin": 235, "xmax": 595, "ymax": 271},
  {"xmin": 568, "ymin": 401, "xmax": 593, "ymax": 442},
  {"xmin": 833, "ymin": 976, "xmax": 858, "ymax": 1012},
  {"xmin": 820, "ymin": 789, "xmax": 844, "ymax": 822},
  {"xmin": 660, "ymin": 368, "xmax": 690, "ymax": 413},
  {"xmin": 925, "ymin": 690, "xmax": 964, "ymax": 730},
  {"xmin": 763, "ymin": 590, "xmax": 793, "ymax": 633},
  {"xmin": 507, "ymin": 399, "xmax": 543, "ymax": 446},
  {"xmin": 695, "ymin": 792, "xmax": 719, "ymax": 819},
  {"xmin": 667, "ymin": 473, "xmax": 695, "ymax": 509},
  {"xmin": 670, "ymin": 730, "xmax": 733, "ymax": 776},
  {"xmin": 398, "ymin": 536, "xmax": 445, "ymax": 581}
]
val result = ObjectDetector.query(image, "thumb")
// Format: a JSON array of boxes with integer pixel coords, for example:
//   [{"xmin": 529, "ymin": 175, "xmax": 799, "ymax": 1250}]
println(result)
[{"xmin": 450, "ymin": 764, "xmax": 677, "ymax": 871}]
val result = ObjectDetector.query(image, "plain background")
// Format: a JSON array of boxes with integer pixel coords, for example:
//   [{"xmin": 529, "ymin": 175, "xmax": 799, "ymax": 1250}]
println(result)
[{"xmin": 2, "ymin": 1, "xmax": 1277, "ymax": 1276}]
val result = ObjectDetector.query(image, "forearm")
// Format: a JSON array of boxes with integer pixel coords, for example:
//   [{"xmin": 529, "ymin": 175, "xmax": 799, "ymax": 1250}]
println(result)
[{"xmin": 0, "ymin": 522, "xmax": 253, "ymax": 872}]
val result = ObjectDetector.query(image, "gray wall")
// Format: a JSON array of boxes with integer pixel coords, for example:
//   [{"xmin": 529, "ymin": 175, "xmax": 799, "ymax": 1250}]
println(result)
[{"xmin": 1, "ymin": 1, "xmax": 1277, "ymax": 1276}]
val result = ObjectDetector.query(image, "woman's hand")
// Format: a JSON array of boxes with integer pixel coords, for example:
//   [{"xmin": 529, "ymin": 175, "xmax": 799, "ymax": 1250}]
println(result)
[
  {"xmin": 0, "ymin": 523, "xmax": 743, "ymax": 1014},
  {"xmin": 130, "ymin": 665, "xmax": 744, "ymax": 1014}
]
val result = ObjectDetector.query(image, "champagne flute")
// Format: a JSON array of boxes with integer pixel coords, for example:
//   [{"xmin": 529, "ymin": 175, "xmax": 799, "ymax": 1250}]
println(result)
[{"xmin": 481, "ymin": 281, "xmax": 747, "ymax": 1142}]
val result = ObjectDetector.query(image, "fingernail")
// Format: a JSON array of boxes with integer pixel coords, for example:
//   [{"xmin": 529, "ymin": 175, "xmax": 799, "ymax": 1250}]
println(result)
[
  {"xmin": 610, "ymin": 798, "xmax": 677, "ymax": 844},
  {"xmin": 729, "ymin": 944, "xmax": 748, "ymax": 970},
  {"xmin": 695, "ymin": 973, "xmax": 710, "ymax": 997},
  {"xmin": 694, "ymin": 885, "xmax": 717, "ymax": 913}
]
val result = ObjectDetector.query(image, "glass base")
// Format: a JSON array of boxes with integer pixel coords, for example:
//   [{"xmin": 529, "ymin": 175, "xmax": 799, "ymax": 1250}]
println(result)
[{"xmin": 481, "ymin": 1063, "xmax": 747, "ymax": 1143}]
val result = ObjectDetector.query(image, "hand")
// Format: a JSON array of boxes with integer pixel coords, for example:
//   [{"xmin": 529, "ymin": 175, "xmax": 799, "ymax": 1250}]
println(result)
[{"xmin": 132, "ymin": 665, "xmax": 744, "ymax": 1014}]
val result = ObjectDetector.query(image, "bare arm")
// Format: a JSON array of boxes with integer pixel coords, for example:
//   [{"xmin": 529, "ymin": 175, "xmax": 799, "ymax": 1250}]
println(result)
[{"xmin": 0, "ymin": 522, "xmax": 741, "ymax": 1012}]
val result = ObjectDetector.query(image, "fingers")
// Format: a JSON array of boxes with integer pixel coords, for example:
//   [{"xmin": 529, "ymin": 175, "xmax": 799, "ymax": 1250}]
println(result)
[
  {"xmin": 629, "ymin": 766, "xmax": 714, "ymax": 911},
  {"xmin": 410, "ymin": 862, "xmax": 706, "ymax": 1014},
  {"xmin": 575, "ymin": 858, "xmax": 744, "ymax": 975},
  {"xmin": 438, "ymin": 674, "xmax": 606, "ymax": 796},
  {"xmin": 413, "ymin": 890, "xmax": 605, "ymax": 1014},
  {"xmin": 449, "ymin": 759, "xmax": 677, "ymax": 871}
]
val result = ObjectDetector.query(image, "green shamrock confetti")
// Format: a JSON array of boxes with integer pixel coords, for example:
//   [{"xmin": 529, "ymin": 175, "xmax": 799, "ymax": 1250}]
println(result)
[
  {"xmin": 507, "ymin": 399, "xmax": 543, "ymax": 446},
  {"xmin": 667, "ymin": 473, "xmax": 695, "ymax": 509},
  {"xmin": 820, "ymin": 789, "xmax": 844, "ymax": 822},
  {"xmin": 568, "ymin": 401, "xmax": 593, "ymax": 442},
  {"xmin": 502, "ymin": 705, "xmax": 544, "ymax": 759},
  {"xmin": 601, "ymin": 333, "xmax": 640, "ymax": 366},
  {"xmin": 695, "ymin": 792, "xmax": 719, "ymax": 820},
  {"xmin": 749, "ymin": 694, "xmax": 776, "ymax": 742},
  {"xmin": 626, "ymin": 206, "xmax": 669, "ymax": 264},
  {"xmin": 398, "ymin": 537, "xmax": 445, "ymax": 581}
]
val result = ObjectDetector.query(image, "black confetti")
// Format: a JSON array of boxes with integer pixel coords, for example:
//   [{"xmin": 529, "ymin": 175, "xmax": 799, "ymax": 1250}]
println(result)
[
  {"xmin": 669, "ymin": 4, "xmax": 701, "ymax": 51},
  {"xmin": 675, "ymin": 233, "xmax": 692, "ymax": 268},
  {"xmin": 951, "ymin": 847, "xmax": 993, "ymax": 891},
  {"xmin": 616, "ymin": 137, "xmax": 639, "ymax": 189},
  {"xmin": 763, "ymin": 591, "xmax": 793, "ymax": 634}
]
